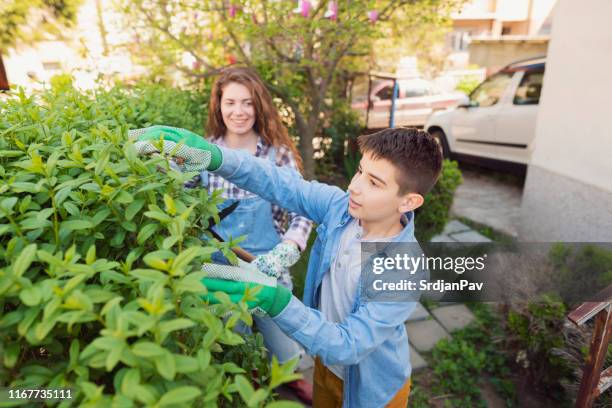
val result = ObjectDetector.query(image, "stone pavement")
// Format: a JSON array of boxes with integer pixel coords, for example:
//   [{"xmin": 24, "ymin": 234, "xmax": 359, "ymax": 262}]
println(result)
[
  {"xmin": 279, "ymin": 219, "xmax": 490, "ymax": 404},
  {"xmin": 430, "ymin": 219, "xmax": 492, "ymax": 243},
  {"xmin": 450, "ymin": 166, "xmax": 523, "ymax": 238}
]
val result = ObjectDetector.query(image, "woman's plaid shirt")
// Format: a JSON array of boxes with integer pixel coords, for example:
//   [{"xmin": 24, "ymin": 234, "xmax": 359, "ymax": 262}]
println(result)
[{"xmin": 198, "ymin": 136, "xmax": 313, "ymax": 251}]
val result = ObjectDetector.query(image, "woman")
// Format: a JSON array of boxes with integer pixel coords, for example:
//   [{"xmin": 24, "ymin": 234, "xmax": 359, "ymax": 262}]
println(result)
[{"xmin": 200, "ymin": 66, "xmax": 313, "ymax": 402}]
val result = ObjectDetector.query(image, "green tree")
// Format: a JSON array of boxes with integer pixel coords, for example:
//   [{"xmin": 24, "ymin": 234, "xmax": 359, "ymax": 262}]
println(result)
[
  {"xmin": 117, "ymin": 0, "xmax": 462, "ymax": 179},
  {"xmin": 0, "ymin": 0, "xmax": 83, "ymax": 89}
]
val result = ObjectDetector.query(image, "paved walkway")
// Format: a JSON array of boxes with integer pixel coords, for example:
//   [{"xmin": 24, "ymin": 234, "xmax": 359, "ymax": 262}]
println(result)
[
  {"xmin": 279, "ymin": 219, "xmax": 491, "ymax": 404},
  {"xmin": 450, "ymin": 167, "xmax": 523, "ymax": 238}
]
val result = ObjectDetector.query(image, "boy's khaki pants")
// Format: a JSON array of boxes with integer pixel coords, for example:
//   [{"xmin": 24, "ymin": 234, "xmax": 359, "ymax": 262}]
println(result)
[{"xmin": 312, "ymin": 357, "xmax": 412, "ymax": 408}]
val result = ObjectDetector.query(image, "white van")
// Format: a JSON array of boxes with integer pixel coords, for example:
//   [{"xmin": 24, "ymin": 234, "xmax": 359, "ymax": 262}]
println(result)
[{"xmin": 426, "ymin": 56, "xmax": 546, "ymax": 173}]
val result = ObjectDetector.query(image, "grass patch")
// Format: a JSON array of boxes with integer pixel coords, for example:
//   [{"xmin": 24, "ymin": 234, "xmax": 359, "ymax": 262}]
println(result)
[
  {"xmin": 410, "ymin": 303, "xmax": 517, "ymax": 407},
  {"xmin": 455, "ymin": 216, "xmax": 517, "ymax": 244}
]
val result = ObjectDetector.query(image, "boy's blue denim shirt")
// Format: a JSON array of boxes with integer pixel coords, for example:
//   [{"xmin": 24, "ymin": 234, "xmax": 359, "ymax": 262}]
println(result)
[{"xmin": 211, "ymin": 146, "xmax": 425, "ymax": 407}]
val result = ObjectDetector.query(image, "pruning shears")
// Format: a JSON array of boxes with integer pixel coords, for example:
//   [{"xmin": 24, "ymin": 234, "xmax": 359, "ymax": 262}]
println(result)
[{"xmin": 205, "ymin": 201, "xmax": 256, "ymax": 263}]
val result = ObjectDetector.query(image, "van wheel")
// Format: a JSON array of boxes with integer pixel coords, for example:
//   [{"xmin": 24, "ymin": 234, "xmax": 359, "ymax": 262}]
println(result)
[{"xmin": 430, "ymin": 129, "xmax": 450, "ymax": 159}]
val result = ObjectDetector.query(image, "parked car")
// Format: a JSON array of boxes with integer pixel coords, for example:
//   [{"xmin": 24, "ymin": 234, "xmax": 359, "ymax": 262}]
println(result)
[
  {"xmin": 426, "ymin": 56, "xmax": 546, "ymax": 173},
  {"xmin": 352, "ymin": 78, "xmax": 465, "ymax": 128}
]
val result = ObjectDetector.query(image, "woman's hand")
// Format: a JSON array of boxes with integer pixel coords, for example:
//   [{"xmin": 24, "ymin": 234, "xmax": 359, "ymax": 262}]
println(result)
[{"xmin": 252, "ymin": 241, "xmax": 301, "ymax": 278}]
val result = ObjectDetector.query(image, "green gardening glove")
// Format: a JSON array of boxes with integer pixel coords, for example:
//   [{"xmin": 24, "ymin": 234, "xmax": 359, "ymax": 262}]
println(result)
[
  {"xmin": 201, "ymin": 278, "xmax": 292, "ymax": 317},
  {"xmin": 132, "ymin": 125, "xmax": 223, "ymax": 171}
]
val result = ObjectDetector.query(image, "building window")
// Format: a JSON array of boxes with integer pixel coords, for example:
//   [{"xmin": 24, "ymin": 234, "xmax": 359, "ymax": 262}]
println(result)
[
  {"xmin": 42, "ymin": 62, "xmax": 61, "ymax": 71},
  {"xmin": 450, "ymin": 31, "xmax": 471, "ymax": 51}
]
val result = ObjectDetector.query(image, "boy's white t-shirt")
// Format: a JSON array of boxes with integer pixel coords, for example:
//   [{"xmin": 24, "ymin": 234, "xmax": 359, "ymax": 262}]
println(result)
[{"xmin": 318, "ymin": 218, "xmax": 401, "ymax": 380}]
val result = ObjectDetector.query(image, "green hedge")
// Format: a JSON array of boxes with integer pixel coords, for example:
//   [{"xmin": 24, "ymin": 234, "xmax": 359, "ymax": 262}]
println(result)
[
  {"xmin": 0, "ymin": 80, "xmax": 301, "ymax": 407},
  {"xmin": 415, "ymin": 159, "xmax": 463, "ymax": 242}
]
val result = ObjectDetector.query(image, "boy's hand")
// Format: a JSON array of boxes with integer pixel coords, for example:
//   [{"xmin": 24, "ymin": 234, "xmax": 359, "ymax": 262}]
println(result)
[
  {"xmin": 132, "ymin": 125, "xmax": 223, "ymax": 171},
  {"xmin": 201, "ymin": 278, "xmax": 292, "ymax": 317},
  {"xmin": 252, "ymin": 241, "xmax": 301, "ymax": 278}
]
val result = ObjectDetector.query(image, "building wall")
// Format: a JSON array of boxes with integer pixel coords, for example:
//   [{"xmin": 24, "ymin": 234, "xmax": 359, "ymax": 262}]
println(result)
[
  {"xmin": 468, "ymin": 39, "xmax": 548, "ymax": 72},
  {"xmin": 519, "ymin": 0, "xmax": 612, "ymax": 241},
  {"xmin": 528, "ymin": 0, "xmax": 556, "ymax": 35}
]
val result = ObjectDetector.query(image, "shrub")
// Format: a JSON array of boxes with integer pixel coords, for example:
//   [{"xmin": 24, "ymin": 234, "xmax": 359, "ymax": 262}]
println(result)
[
  {"xmin": 415, "ymin": 159, "xmax": 463, "ymax": 242},
  {"xmin": 45, "ymin": 75, "xmax": 209, "ymax": 136},
  {"xmin": 503, "ymin": 296, "xmax": 572, "ymax": 401},
  {"xmin": 0, "ymin": 83, "xmax": 300, "ymax": 406},
  {"xmin": 429, "ymin": 304, "xmax": 515, "ymax": 408},
  {"xmin": 500, "ymin": 244, "xmax": 612, "ymax": 403},
  {"xmin": 455, "ymin": 76, "xmax": 482, "ymax": 96}
]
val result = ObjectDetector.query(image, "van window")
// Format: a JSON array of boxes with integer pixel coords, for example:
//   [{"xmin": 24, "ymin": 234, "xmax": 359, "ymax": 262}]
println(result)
[
  {"xmin": 470, "ymin": 72, "xmax": 513, "ymax": 107},
  {"xmin": 513, "ymin": 70, "xmax": 544, "ymax": 105}
]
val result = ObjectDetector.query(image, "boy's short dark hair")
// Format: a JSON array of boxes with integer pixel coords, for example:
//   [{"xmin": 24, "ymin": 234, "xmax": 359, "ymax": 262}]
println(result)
[{"xmin": 357, "ymin": 127, "xmax": 443, "ymax": 195}]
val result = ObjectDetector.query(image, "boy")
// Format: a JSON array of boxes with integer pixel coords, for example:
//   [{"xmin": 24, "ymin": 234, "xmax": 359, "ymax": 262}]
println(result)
[{"xmin": 137, "ymin": 127, "xmax": 442, "ymax": 407}]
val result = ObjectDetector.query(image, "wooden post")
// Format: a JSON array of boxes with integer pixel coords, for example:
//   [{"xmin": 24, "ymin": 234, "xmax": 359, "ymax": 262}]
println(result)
[
  {"xmin": 575, "ymin": 306, "xmax": 612, "ymax": 407},
  {"xmin": 0, "ymin": 53, "xmax": 9, "ymax": 91}
]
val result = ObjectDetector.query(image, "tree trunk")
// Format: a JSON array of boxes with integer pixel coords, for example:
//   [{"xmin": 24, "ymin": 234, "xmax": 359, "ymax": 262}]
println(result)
[
  {"xmin": 0, "ymin": 53, "xmax": 9, "ymax": 91},
  {"xmin": 298, "ymin": 121, "xmax": 316, "ymax": 180}
]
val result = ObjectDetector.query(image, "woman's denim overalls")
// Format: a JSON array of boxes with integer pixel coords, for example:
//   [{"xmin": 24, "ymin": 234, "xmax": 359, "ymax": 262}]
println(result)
[{"xmin": 200, "ymin": 146, "xmax": 302, "ymax": 363}]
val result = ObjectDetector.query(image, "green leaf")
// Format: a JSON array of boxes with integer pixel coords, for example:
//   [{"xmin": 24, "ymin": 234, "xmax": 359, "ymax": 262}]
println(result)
[
  {"xmin": 172, "ymin": 246, "xmax": 206, "ymax": 272},
  {"xmin": 55, "ymin": 187, "xmax": 72, "ymax": 206},
  {"xmin": 221, "ymin": 362, "xmax": 246, "ymax": 374},
  {"xmin": 91, "ymin": 208, "xmax": 111, "ymax": 226},
  {"xmin": 269, "ymin": 356, "xmax": 302, "ymax": 389},
  {"xmin": 10, "ymin": 182, "xmax": 40, "ymax": 193},
  {"xmin": 159, "ymin": 318, "xmax": 195, "ymax": 335},
  {"xmin": 20, "ymin": 286, "xmax": 42, "ymax": 306},
  {"xmin": 143, "ymin": 254, "xmax": 168, "ymax": 271},
  {"xmin": 155, "ymin": 351, "xmax": 176, "ymax": 380},
  {"xmin": 69, "ymin": 339, "xmax": 80, "ymax": 367},
  {"xmin": 137, "ymin": 182, "xmax": 165, "ymax": 193},
  {"xmin": 125, "ymin": 199, "xmax": 145, "ymax": 221},
  {"xmin": 175, "ymin": 271, "xmax": 208, "ymax": 294},
  {"xmin": 120, "ymin": 368, "xmax": 141, "ymax": 396},
  {"xmin": 0, "ymin": 309, "xmax": 24, "ymax": 328},
  {"xmin": 12, "ymin": 243, "xmax": 37, "ymax": 277},
  {"xmin": 94, "ymin": 146, "xmax": 111, "ymax": 176},
  {"xmin": 144, "ymin": 209, "xmax": 172, "ymax": 223},
  {"xmin": 234, "ymin": 375, "xmax": 255, "ymax": 405},
  {"xmin": 174, "ymin": 355, "xmax": 199, "ymax": 373},
  {"xmin": 3, "ymin": 343, "xmax": 20, "ymax": 368},
  {"xmin": 0, "ymin": 197, "xmax": 18, "ymax": 214},
  {"xmin": 131, "ymin": 341, "xmax": 165, "ymax": 358},
  {"xmin": 137, "ymin": 223, "xmax": 158, "ymax": 245},
  {"xmin": 63, "ymin": 201, "xmax": 80, "ymax": 216},
  {"xmin": 62, "ymin": 219, "xmax": 93, "ymax": 231},
  {"xmin": 162, "ymin": 236, "xmax": 178, "ymax": 250},
  {"xmin": 115, "ymin": 190, "xmax": 134, "ymax": 204},
  {"xmin": 110, "ymin": 229, "xmax": 126, "ymax": 247},
  {"xmin": 129, "ymin": 268, "xmax": 168, "ymax": 283},
  {"xmin": 92, "ymin": 336, "xmax": 123, "ymax": 351},
  {"xmin": 158, "ymin": 386, "xmax": 202, "ymax": 407},
  {"xmin": 120, "ymin": 220, "xmax": 137, "ymax": 232},
  {"xmin": 265, "ymin": 402, "xmax": 304, "ymax": 408},
  {"xmin": 163, "ymin": 194, "xmax": 176, "ymax": 216},
  {"xmin": 248, "ymin": 389, "xmax": 269, "ymax": 407},
  {"xmin": 20, "ymin": 217, "xmax": 52, "ymax": 230},
  {"xmin": 35, "ymin": 319, "xmax": 56, "ymax": 341},
  {"xmin": 106, "ymin": 341, "xmax": 125, "ymax": 371},
  {"xmin": 86, "ymin": 245, "xmax": 96, "ymax": 265}
]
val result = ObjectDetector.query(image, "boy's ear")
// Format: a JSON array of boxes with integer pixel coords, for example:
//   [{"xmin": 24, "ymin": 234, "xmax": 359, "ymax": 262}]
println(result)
[{"xmin": 398, "ymin": 192, "xmax": 424, "ymax": 213}]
